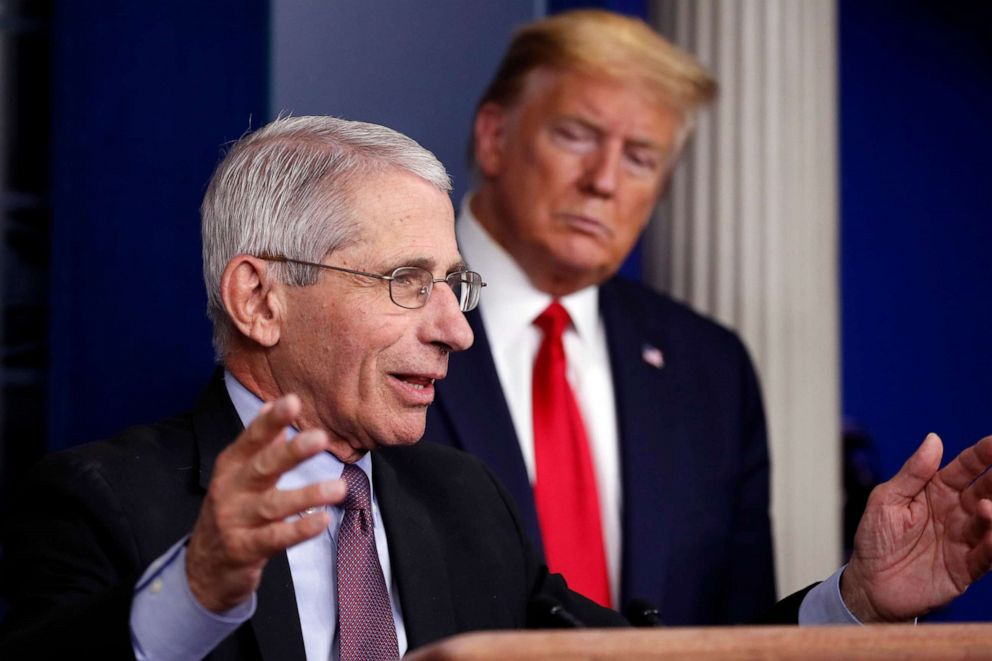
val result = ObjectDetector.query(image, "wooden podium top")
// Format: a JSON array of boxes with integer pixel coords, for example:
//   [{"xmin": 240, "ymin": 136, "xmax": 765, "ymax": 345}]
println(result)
[{"xmin": 406, "ymin": 624, "xmax": 992, "ymax": 660}]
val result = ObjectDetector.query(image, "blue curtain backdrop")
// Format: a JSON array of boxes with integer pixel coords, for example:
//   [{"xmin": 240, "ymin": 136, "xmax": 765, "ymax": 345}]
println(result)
[
  {"xmin": 47, "ymin": 1, "xmax": 268, "ymax": 450},
  {"xmin": 840, "ymin": 0, "xmax": 992, "ymax": 621}
]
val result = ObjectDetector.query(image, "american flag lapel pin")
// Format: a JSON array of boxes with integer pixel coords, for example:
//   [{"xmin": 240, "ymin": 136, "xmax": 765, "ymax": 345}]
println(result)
[{"xmin": 641, "ymin": 344, "xmax": 664, "ymax": 369}]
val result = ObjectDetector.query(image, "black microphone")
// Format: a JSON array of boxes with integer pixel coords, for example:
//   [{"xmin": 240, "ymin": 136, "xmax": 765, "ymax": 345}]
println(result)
[
  {"xmin": 527, "ymin": 595, "xmax": 587, "ymax": 629},
  {"xmin": 623, "ymin": 598, "xmax": 664, "ymax": 627}
]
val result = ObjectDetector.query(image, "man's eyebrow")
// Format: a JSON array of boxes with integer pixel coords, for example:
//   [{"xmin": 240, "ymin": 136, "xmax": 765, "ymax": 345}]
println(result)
[
  {"xmin": 625, "ymin": 136, "xmax": 667, "ymax": 153},
  {"xmin": 447, "ymin": 259, "xmax": 470, "ymax": 273},
  {"xmin": 384, "ymin": 256, "xmax": 469, "ymax": 274},
  {"xmin": 557, "ymin": 114, "xmax": 667, "ymax": 153},
  {"xmin": 556, "ymin": 115, "xmax": 603, "ymax": 135}
]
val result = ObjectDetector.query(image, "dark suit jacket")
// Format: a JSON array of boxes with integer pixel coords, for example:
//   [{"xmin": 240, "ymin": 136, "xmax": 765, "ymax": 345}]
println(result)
[
  {"xmin": 423, "ymin": 277, "xmax": 778, "ymax": 625},
  {"xmin": 0, "ymin": 375, "xmax": 624, "ymax": 660}
]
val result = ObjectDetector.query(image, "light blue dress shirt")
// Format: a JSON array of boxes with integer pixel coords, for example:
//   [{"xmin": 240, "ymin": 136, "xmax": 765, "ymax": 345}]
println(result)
[{"xmin": 130, "ymin": 372, "xmax": 407, "ymax": 660}]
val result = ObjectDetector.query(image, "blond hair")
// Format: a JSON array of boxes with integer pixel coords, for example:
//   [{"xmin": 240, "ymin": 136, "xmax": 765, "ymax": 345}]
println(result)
[{"xmin": 478, "ymin": 9, "xmax": 716, "ymax": 116}]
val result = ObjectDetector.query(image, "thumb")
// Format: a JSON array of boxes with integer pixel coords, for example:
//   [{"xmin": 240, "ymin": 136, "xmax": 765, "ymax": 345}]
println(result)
[{"xmin": 884, "ymin": 433, "xmax": 943, "ymax": 500}]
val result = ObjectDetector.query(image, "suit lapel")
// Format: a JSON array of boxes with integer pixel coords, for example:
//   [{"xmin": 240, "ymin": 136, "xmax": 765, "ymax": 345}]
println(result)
[
  {"xmin": 252, "ymin": 553, "xmax": 308, "ymax": 661},
  {"xmin": 191, "ymin": 372, "xmax": 307, "ymax": 661},
  {"xmin": 192, "ymin": 369, "xmax": 244, "ymax": 492},
  {"xmin": 600, "ymin": 281, "xmax": 684, "ymax": 609},
  {"xmin": 432, "ymin": 309, "xmax": 544, "ymax": 551},
  {"xmin": 372, "ymin": 451, "xmax": 457, "ymax": 650}
]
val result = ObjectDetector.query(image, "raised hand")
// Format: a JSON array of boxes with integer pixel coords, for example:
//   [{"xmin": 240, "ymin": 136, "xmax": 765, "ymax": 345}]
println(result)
[
  {"xmin": 186, "ymin": 394, "xmax": 346, "ymax": 612},
  {"xmin": 842, "ymin": 433, "xmax": 992, "ymax": 622}
]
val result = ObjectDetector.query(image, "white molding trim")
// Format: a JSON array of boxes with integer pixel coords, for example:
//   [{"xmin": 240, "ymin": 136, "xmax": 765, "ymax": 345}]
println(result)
[{"xmin": 646, "ymin": 0, "xmax": 841, "ymax": 596}]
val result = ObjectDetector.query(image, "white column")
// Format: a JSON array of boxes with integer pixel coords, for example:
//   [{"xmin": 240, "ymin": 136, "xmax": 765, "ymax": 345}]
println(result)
[{"xmin": 646, "ymin": 0, "xmax": 841, "ymax": 596}]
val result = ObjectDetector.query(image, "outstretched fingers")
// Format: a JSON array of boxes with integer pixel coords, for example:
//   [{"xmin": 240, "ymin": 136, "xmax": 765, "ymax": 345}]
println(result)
[
  {"xmin": 228, "ymin": 395, "xmax": 303, "ymax": 462},
  {"xmin": 959, "ymin": 466, "xmax": 992, "ymax": 515},
  {"xmin": 250, "ymin": 479, "xmax": 346, "ymax": 524},
  {"xmin": 240, "ymin": 428, "xmax": 331, "ymax": 489},
  {"xmin": 965, "ymin": 498, "xmax": 992, "ymax": 583},
  {"xmin": 243, "ymin": 509, "xmax": 334, "ymax": 559},
  {"xmin": 939, "ymin": 435, "xmax": 992, "ymax": 493},
  {"xmin": 219, "ymin": 481, "xmax": 343, "ymax": 568},
  {"xmin": 187, "ymin": 393, "xmax": 346, "ymax": 613}
]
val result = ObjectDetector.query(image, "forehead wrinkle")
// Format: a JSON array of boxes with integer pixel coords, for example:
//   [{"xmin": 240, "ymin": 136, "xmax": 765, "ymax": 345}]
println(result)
[
  {"xmin": 366, "ymin": 253, "xmax": 468, "ymax": 276},
  {"xmin": 406, "ymin": 255, "xmax": 470, "ymax": 275},
  {"xmin": 529, "ymin": 70, "xmax": 679, "ymax": 154}
]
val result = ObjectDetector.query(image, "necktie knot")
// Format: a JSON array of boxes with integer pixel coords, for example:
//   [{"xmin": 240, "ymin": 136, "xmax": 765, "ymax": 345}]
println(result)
[
  {"xmin": 534, "ymin": 301, "xmax": 572, "ymax": 341},
  {"xmin": 341, "ymin": 463, "xmax": 371, "ymax": 511}
]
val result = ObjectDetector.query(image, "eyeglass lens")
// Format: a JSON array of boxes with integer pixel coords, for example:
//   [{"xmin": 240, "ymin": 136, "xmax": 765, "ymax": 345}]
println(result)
[
  {"xmin": 389, "ymin": 267, "xmax": 481, "ymax": 312},
  {"xmin": 447, "ymin": 271, "xmax": 482, "ymax": 312}
]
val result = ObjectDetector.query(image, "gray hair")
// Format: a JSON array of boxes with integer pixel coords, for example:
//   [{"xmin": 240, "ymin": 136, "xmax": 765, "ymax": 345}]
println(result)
[{"xmin": 201, "ymin": 115, "xmax": 452, "ymax": 357}]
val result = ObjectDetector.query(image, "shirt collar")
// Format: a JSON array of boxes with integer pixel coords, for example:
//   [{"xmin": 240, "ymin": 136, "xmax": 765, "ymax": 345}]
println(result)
[
  {"xmin": 222, "ymin": 370, "xmax": 373, "ymax": 479},
  {"xmin": 457, "ymin": 193, "xmax": 600, "ymax": 342}
]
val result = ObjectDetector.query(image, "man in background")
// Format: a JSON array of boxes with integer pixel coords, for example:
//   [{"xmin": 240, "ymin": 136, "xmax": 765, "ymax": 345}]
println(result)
[{"xmin": 425, "ymin": 8, "xmax": 779, "ymax": 622}]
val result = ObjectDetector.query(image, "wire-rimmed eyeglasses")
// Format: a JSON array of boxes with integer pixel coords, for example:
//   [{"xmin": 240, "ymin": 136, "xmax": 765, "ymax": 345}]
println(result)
[{"xmin": 258, "ymin": 254, "xmax": 486, "ymax": 312}]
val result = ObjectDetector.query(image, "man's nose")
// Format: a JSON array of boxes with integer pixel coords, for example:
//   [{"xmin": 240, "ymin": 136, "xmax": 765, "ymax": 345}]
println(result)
[
  {"xmin": 423, "ymin": 283, "xmax": 474, "ymax": 353},
  {"xmin": 580, "ymin": 142, "xmax": 622, "ymax": 198}
]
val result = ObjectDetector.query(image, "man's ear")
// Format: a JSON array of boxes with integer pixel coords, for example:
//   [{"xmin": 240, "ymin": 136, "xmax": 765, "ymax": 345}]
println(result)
[
  {"xmin": 220, "ymin": 255, "xmax": 283, "ymax": 348},
  {"xmin": 473, "ymin": 102, "xmax": 509, "ymax": 178}
]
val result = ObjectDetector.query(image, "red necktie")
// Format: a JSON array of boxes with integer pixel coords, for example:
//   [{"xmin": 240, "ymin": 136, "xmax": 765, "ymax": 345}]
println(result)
[
  {"xmin": 336, "ymin": 464, "xmax": 399, "ymax": 660},
  {"xmin": 532, "ymin": 301, "xmax": 611, "ymax": 607}
]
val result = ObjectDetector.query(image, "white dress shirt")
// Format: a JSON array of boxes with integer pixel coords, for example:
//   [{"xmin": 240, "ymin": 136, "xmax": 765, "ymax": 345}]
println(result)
[{"xmin": 457, "ymin": 197, "xmax": 623, "ymax": 606}]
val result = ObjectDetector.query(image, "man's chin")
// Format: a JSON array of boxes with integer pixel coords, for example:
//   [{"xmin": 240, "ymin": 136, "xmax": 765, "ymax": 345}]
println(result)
[
  {"xmin": 370, "ymin": 419, "xmax": 427, "ymax": 449},
  {"xmin": 541, "ymin": 253, "xmax": 617, "ymax": 294},
  {"xmin": 542, "ymin": 235, "xmax": 618, "ymax": 271}
]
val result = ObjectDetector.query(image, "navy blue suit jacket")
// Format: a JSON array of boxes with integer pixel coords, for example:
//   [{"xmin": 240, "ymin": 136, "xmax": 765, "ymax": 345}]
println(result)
[{"xmin": 423, "ymin": 277, "xmax": 777, "ymax": 625}]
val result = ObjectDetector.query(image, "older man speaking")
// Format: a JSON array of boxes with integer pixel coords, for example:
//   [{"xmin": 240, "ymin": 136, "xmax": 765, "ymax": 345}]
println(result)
[{"xmin": 0, "ymin": 116, "xmax": 623, "ymax": 660}]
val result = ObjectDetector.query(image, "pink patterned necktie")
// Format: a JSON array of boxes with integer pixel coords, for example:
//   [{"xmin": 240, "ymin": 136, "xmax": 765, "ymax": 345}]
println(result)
[{"xmin": 336, "ymin": 463, "xmax": 399, "ymax": 661}]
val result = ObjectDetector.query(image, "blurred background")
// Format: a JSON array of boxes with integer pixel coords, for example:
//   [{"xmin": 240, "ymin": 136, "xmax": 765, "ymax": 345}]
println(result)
[{"xmin": 0, "ymin": 0, "xmax": 989, "ymax": 620}]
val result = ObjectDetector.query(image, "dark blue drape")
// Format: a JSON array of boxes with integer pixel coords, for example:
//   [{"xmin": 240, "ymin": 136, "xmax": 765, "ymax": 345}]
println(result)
[
  {"xmin": 841, "ymin": 0, "xmax": 992, "ymax": 621},
  {"xmin": 48, "ymin": 1, "xmax": 269, "ymax": 450}
]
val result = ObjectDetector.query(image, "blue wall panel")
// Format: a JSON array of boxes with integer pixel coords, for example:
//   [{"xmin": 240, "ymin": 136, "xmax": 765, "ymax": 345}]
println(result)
[
  {"xmin": 48, "ymin": 1, "xmax": 269, "ymax": 449},
  {"xmin": 840, "ymin": 0, "xmax": 992, "ymax": 620},
  {"xmin": 271, "ymin": 0, "xmax": 537, "ymax": 207}
]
